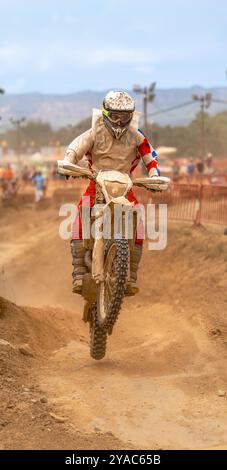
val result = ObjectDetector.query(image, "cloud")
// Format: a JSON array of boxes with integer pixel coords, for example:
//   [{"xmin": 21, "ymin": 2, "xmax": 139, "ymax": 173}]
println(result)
[
  {"xmin": 0, "ymin": 39, "xmax": 220, "ymax": 76},
  {"xmin": 18, "ymin": 43, "xmax": 155, "ymax": 71},
  {"xmin": 133, "ymin": 64, "xmax": 154, "ymax": 76},
  {"xmin": 50, "ymin": 13, "xmax": 80, "ymax": 25},
  {"xmin": 5, "ymin": 78, "xmax": 26, "ymax": 93},
  {"xmin": 0, "ymin": 39, "xmax": 218, "ymax": 86},
  {"xmin": 81, "ymin": 46, "xmax": 153, "ymax": 66},
  {"xmin": 0, "ymin": 45, "xmax": 29, "ymax": 70},
  {"xmin": 63, "ymin": 15, "xmax": 80, "ymax": 25}
]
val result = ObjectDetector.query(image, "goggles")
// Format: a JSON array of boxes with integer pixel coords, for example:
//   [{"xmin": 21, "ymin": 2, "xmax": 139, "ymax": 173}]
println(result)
[{"xmin": 102, "ymin": 108, "xmax": 133, "ymax": 126}]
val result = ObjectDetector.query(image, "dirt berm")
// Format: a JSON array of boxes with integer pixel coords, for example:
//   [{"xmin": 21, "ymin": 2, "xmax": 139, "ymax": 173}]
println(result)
[{"xmin": 0, "ymin": 205, "xmax": 227, "ymax": 449}]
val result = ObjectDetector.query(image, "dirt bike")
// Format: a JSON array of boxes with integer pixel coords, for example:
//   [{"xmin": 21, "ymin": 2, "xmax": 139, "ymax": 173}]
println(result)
[{"xmin": 58, "ymin": 160, "xmax": 169, "ymax": 360}]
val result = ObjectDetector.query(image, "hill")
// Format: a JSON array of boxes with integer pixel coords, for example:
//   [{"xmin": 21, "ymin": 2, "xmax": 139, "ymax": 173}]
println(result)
[{"xmin": 1, "ymin": 86, "xmax": 227, "ymax": 129}]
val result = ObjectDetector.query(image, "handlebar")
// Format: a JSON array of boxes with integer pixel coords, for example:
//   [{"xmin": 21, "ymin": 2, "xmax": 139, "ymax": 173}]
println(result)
[
  {"xmin": 57, "ymin": 160, "xmax": 170, "ymax": 192},
  {"xmin": 132, "ymin": 176, "xmax": 170, "ymax": 192},
  {"xmin": 57, "ymin": 160, "xmax": 94, "ymax": 179}
]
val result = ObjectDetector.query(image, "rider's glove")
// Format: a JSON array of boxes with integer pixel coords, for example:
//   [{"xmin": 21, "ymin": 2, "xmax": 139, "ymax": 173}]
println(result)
[
  {"xmin": 148, "ymin": 167, "xmax": 159, "ymax": 178},
  {"xmin": 64, "ymin": 174, "xmax": 77, "ymax": 180}
]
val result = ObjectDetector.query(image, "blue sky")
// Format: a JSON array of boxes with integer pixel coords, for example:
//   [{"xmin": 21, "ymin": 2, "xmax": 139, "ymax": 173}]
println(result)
[{"xmin": 0, "ymin": 0, "xmax": 227, "ymax": 93}]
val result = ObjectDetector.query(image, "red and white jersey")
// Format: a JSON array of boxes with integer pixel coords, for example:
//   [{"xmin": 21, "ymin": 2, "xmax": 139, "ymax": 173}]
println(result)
[{"xmin": 65, "ymin": 115, "xmax": 159, "ymax": 176}]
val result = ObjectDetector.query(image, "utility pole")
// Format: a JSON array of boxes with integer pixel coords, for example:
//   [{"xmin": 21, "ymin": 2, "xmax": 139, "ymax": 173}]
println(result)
[
  {"xmin": 192, "ymin": 93, "xmax": 212, "ymax": 162},
  {"xmin": 0, "ymin": 89, "xmax": 5, "ymax": 161},
  {"xmin": 133, "ymin": 82, "xmax": 156, "ymax": 136},
  {"xmin": 10, "ymin": 117, "xmax": 26, "ymax": 169},
  {"xmin": 0, "ymin": 88, "xmax": 5, "ymax": 120}
]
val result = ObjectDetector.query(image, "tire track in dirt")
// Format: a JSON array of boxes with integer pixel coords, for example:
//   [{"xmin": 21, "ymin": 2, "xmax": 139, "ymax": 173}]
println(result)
[{"xmin": 1, "ymin": 207, "xmax": 227, "ymax": 449}]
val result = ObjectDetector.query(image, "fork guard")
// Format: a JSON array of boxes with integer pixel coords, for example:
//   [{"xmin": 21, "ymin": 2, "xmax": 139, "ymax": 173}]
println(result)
[
  {"xmin": 82, "ymin": 273, "xmax": 97, "ymax": 303},
  {"xmin": 92, "ymin": 238, "xmax": 104, "ymax": 283}
]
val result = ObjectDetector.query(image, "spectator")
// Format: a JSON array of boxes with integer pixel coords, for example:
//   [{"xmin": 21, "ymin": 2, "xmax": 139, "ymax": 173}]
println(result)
[
  {"xmin": 196, "ymin": 159, "xmax": 204, "ymax": 175},
  {"xmin": 172, "ymin": 160, "xmax": 180, "ymax": 181},
  {"xmin": 33, "ymin": 170, "xmax": 45, "ymax": 203},
  {"xmin": 4, "ymin": 164, "xmax": 13, "ymax": 181},
  {"xmin": 21, "ymin": 165, "xmax": 30, "ymax": 183},
  {"xmin": 0, "ymin": 166, "xmax": 4, "ymax": 183},
  {"xmin": 205, "ymin": 152, "xmax": 213, "ymax": 175},
  {"xmin": 187, "ymin": 158, "xmax": 195, "ymax": 179},
  {"xmin": 1, "ymin": 178, "xmax": 19, "ymax": 201}
]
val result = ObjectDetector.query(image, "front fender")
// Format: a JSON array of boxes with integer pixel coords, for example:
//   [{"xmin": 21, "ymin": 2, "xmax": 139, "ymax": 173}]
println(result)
[{"xmin": 109, "ymin": 196, "xmax": 132, "ymax": 206}]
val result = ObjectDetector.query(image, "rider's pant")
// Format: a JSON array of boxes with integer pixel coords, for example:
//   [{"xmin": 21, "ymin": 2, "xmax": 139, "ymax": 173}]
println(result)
[{"xmin": 71, "ymin": 180, "xmax": 144, "ymax": 246}]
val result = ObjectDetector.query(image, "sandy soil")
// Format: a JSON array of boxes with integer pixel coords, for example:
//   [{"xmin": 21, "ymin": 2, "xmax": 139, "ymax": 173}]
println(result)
[{"xmin": 0, "ymin": 201, "xmax": 227, "ymax": 449}]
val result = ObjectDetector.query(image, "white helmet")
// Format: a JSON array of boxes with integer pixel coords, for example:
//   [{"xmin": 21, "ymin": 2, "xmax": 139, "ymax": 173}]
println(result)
[{"xmin": 102, "ymin": 90, "xmax": 135, "ymax": 140}]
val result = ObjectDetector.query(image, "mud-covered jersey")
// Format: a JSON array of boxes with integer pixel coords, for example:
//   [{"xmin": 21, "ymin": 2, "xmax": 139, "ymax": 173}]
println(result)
[{"xmin": 64, "ymin": 117, "xmax": 159, "ymax": 176}]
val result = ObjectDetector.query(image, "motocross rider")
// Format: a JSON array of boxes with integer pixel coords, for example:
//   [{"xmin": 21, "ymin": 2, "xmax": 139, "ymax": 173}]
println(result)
[{"xmin": 64, "ymin": 90, "xmax": 160, "ymax": 296}]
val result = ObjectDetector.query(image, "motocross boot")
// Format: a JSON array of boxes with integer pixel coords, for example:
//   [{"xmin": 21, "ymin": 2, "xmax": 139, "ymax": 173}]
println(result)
[
  {"xmin": 125, "ymin": 244, "xmax": 143, "ymax": 296},
  {"xmin": 70, "ymin": 240, "xmax": 87, "ymax": 294}
]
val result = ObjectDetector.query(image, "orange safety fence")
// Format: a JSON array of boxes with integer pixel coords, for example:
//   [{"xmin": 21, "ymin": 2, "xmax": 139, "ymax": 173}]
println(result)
[
  {"xmin": 199, "ymin": 185, "xmax": 227, "ymax": 225},
  {"xmin": 2, "ymin": 178, "xmax": 227, "ymax": 226},
  {"xmin": 134, "ymin": 184, "xmax": 227, "ymax": 226}
]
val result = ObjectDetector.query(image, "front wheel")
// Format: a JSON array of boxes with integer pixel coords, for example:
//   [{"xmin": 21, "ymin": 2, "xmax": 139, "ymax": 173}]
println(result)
[
  {"xmin": 97, "ymin": 238, "xmax": 129, "ymax": 330},
  {"xmin": 89, "ymin": 239, "xmax": 129, "ymax": 360},
  {"xmin": 89, "ymin": 304, "xmax": 107, "ymax": 360}
]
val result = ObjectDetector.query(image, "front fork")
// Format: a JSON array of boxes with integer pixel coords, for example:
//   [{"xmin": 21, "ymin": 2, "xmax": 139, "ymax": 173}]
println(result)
[
  {"xmin": 91, "ymin": 183, "xmax": 105, "ymax": 284},
  {"xmin": 91, "ymin": 206, "xmax": 136, "ymax": 285},
  {"xmin": 92, "ymin": 238, "xmax": 104, "ymax": 283},
  {"xmin": 85, "ymin": 183, "xmax": 137, "ymax": 285}
]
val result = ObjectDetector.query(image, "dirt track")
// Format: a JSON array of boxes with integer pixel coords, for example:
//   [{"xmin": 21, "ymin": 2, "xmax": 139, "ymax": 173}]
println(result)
[{"xmin": 1, "ymin": 201, "xmax": 227, "ymax": 449}]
